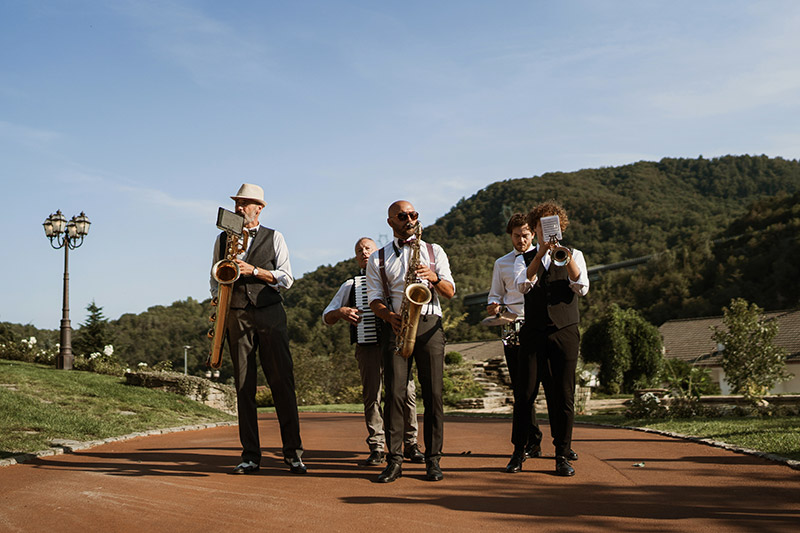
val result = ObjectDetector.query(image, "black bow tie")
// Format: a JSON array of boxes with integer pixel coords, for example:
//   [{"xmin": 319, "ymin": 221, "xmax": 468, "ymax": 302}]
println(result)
[{"xmin": 247, "ymin": 228, "xmax": 258, "ymax": 239}]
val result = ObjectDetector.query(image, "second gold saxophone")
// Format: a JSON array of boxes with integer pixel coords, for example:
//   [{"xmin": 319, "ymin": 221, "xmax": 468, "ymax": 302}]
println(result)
[{"xmin": 395, "ymin": 222, "xmax": 433, "ymax": 359}]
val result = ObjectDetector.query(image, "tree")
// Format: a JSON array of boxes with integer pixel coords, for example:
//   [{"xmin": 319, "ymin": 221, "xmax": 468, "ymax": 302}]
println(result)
[
  {"xmin": 581, "ymin": 304, "xmax": 663, "ymax": 394},
  {"xmin": 712, "ymin": 298, "xmax": 791, "ymax": 401},
  {"xmin": 73, "ymin": 300, "xmax": 111, "ymax": 356}
]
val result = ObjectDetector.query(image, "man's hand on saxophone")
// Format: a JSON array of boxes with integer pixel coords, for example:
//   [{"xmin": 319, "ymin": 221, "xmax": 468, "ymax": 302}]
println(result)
[{"xmin": 415, "ymin": 263, "xmax": 455, "ymax": 298}]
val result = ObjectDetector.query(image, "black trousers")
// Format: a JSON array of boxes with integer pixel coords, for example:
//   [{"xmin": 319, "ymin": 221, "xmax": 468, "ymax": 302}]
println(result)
[
  {"xmin": 513, "ymin": 323, "xmax": 579, "ymax": 457},
  {"xmin": 382, "ymin": 315, "xmax": 445, "ymax": 465},
  {"xmin": 504, "ymin": 341, "xmax": 543, "ymax": 449},
  {"xmin": 227, "ymin": 303, "xmax": 303, "ymax": 464}
]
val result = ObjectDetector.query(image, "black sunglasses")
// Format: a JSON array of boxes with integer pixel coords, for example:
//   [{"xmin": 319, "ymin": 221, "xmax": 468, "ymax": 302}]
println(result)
[{"xmin": 396, "ymin": 211, "xmax": 419, "ymax": 222}]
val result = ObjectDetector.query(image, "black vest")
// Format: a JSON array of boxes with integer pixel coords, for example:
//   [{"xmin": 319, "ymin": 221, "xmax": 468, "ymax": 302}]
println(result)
[
  {"xmin": 218, "ymin": 227, "xmax": 283, "ymax": 309},
  {"xmin": 522, "ymin": 249, "xmax": 580, "ymax": 330}
]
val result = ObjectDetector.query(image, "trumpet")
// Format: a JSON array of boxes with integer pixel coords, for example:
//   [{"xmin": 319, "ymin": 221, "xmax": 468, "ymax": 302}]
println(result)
[{"xmin": 549, "ymin": 235, "xmax": 571, "ymax": 267}]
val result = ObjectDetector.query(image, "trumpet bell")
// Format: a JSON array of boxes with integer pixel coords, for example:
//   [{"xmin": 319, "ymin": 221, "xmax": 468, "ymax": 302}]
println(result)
[{"xmin": 552, "ymin": 246, "xmax": 571, "ymax": 267}]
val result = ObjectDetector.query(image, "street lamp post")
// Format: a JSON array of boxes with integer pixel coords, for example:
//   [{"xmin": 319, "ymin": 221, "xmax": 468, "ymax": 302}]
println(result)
[
  {"xmin": 183, "ymin": 345, "xmax": 191, "ymax": 375},
  {"xmin": 43, "ymin": 210, "xmax": 91, "ymax": 370}
]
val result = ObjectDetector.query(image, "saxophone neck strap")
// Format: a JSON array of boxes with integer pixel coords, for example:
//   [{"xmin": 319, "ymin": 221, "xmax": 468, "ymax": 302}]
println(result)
[{"xmin": 378, "ymin": 247, "xmax": 392, "ymax": 309}]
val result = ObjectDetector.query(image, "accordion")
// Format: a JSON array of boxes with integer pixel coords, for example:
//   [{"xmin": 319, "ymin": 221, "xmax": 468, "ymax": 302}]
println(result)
[{"xmin": 351, "ymin": 275, "xmax": 379, "ymax": 345}]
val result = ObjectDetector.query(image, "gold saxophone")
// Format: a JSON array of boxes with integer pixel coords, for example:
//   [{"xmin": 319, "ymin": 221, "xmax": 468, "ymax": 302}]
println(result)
[
  {"xmin": 395, "ymin": 222, "xmax": 433, "ymax": 358},
  {"xmin": 207, "ymin": 220, "xmax": 248, "ymax": 369}
]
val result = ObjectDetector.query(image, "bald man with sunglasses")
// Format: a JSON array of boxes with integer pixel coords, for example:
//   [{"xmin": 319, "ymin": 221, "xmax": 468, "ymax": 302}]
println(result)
[{"xmin": 366, "ymin": 200, "xmax": 455, "ymax": 483}]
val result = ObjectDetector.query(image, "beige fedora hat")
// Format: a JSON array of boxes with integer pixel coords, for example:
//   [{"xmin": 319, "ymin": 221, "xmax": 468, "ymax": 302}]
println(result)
[{"xmin": 231, "ymin": 183, "xmax": 266, "ymax": 206}]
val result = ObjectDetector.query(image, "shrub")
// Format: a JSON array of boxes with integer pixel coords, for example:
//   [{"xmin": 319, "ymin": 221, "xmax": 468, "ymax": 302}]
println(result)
[
  {"xmin": 255, "ymin": 386, "xmax": 274, "ymax": 407},
  {"xmin": 625, "ymin": 392, "xmax": 668, "ymax": 419},
  {"xmin": 445, "ymin": 351, "xmax": 463, "ymax": 365}
]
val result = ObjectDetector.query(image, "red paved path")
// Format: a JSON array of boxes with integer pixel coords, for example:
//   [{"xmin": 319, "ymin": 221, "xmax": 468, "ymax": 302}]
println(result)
[{"xmin": 1, "ymin": 413, "xmax": 798, "ymax": 532}]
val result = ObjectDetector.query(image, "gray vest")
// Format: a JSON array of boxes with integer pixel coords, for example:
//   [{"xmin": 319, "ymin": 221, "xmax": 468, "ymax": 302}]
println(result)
[{"xmin": 219, "ymin": 227, "xmax": 283, "ymax": 309}]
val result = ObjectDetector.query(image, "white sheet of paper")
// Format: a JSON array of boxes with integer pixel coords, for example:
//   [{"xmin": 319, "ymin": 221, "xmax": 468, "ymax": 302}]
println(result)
[{"xmin": 540, "ymin": 215, "xmax": 562, "ymax": 241}]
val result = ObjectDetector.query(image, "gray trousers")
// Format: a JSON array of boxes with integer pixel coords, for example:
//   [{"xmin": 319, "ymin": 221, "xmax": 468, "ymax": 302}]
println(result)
[{"xmin": 356, "ymin": 343, "xmax": 418, "ymax": 452}]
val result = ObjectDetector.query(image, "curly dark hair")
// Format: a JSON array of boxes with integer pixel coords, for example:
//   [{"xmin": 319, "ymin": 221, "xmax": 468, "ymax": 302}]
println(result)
[
  {"xmin": 527, "ymin": 200, "xmax": 569, "ymax": 232},
  {"xmin": 505, "ymin": 213, "xmax": 528, "ymax": 234}
]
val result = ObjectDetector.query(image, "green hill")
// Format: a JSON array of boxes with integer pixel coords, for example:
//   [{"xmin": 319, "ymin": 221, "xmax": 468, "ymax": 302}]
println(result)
[{"xmin": 5, "ymin": 154, "xmax": 799, "ymax": 386}]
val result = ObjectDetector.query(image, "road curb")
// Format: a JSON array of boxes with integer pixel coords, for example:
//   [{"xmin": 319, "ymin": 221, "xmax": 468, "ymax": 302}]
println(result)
[{"xmin": 0, "ymin": 420, "xmax": 237, "ymax": 468}]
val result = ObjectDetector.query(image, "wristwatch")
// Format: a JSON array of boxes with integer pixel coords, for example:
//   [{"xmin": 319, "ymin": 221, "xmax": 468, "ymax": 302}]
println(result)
[{"xmin": 252, "ymin": 267, "xmax": 259, "ymax": 277}]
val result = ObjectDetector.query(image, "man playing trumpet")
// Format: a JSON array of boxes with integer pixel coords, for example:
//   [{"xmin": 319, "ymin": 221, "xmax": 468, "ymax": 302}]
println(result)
[
  {"xmin": 486, "ymin": 214, "xmax": 543, "ymax": 471},
  {"xmin": 510, "ymin": 200, "xmax": 589, "ymax": 477},
  {"xmin": 366, "ymin": 200, "xmax": 455, "ymax": 483}
]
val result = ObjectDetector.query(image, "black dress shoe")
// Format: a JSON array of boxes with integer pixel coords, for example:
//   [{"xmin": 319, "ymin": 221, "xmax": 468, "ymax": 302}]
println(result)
[
  {"xmin": 377, "ymin": 462, "xmax": 403, "ymax": 483},
  {"xmin": 403, "ymin": 444, "xmax": 425, "ymax": 463},
  {"xmin": 505, "ymin": 453, "xmax": 525, "ymax": 473},
  {"xmin": 567, "ymin": 449, "xmax": 578, "ymax": 461},
  {"xmin": 231, "ymin": 461, "xmax": 260, "ymax": 474},
  {"xmin": 524, "ymin": 443, "xmax": 542, "ymax": 458},
  {"xmin": 284, "ymin": 457, "xmax": 307, "ymax": 475},
  {"xmin": 425, "ymin": 458, "xmax": 443, "ymax": 481},
  {"xmin": 555, "ymin": 456, "xmax": 575, "ymax": 477},
  {"xmin": 363, "ymin": 450, "xmax": 385, "ymax": 466}
]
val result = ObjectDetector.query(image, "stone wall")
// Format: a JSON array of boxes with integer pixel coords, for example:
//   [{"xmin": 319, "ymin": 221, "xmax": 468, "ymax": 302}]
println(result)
[{"xmin": 125, "ymin": 371, "xmax": 237, "ymax": 415}]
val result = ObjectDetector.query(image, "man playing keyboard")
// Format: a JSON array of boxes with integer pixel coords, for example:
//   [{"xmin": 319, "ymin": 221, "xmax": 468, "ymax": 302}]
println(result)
[{"xmin": 323, "ymin": 237, "xmax": 424, "ymax": 467}]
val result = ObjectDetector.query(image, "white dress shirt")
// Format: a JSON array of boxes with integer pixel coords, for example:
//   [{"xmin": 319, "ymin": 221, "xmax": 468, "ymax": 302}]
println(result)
[
  {"xmin": 514, "ymin": 244, "xmax": 589, "ymax": 296},
  {"xmin": 322, "ymin": 278, "xmax": 355, "ymax": 324},
  {"xmin": 365, "ymin": 237, "xmax": 455, "ymax": 317},
  {"xmin": 210, "ymin": 227, "xmax": 294, "ymax": 297},
  {"xmin": 487, "ymin": 245, "xmax": 534, "ymax": 317}
]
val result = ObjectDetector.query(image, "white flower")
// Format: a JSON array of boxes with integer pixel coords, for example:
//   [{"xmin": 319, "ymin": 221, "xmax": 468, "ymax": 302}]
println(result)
[
  {"xmin": 138, "ymin": 362, "xmax": 148, "ymax": 368},
  {"xmin": 28, "ymin": 337, "xmax": 37, "ymax": 345},
  {"xmin": 103, "ymin": 345, "xmax": 114, "ymax": 356},
  {"xmin": 89, "ymin": 352, "xmax": 100, "ymax": 360}
]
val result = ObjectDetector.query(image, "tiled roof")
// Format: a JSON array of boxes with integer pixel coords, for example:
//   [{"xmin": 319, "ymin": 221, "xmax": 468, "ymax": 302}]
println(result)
[{"xmin": 659, "ymin": 309, "xmax": 800, "ymax": 366}]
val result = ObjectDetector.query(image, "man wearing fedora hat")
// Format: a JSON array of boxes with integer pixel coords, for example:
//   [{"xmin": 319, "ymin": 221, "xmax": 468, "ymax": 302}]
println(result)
[{"xmin": 210, "ymin": 183, "xmax": 306, "ymax": 475}]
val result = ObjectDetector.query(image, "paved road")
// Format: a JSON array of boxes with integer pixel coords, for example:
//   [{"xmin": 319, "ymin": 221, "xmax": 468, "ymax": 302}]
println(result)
[{"xmin": 1, "ymin": 413, "xmax": 797, "ymax": 532}]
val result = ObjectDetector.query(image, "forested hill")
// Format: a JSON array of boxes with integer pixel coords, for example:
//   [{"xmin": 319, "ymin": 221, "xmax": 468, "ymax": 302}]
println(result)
[
  {"xmin": 4, "ymin": 155, "xmax": 799, "ymax": 374},
  {"xmin": 286, "ymin": 154, "xmax": 800, "ymax": 342}
]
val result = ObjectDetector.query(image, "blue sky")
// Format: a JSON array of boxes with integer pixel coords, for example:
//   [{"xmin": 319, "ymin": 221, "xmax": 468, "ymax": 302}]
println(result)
[{"xmin": 2, "ymin": 1, "xmax": 799, "ymax": 329}]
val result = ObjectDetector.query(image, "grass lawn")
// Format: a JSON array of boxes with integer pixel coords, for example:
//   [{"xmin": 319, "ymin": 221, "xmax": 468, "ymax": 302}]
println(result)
[
  {"xmin": 0, "ymin": 360, "xmax": 235, "ymax": 459},
  {"xmin": 577, "ymin": 413, "xmax": 800, "ymax": 461}
]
